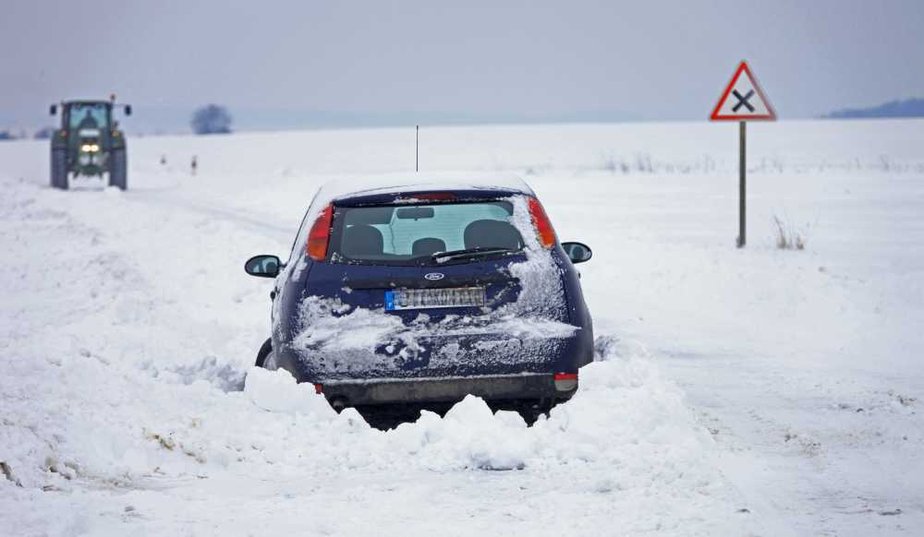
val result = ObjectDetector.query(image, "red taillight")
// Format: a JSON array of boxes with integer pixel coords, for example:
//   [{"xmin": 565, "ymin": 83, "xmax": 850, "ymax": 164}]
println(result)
[
  {"xmin": 306, "ymin": 204, "xmax": 333, "ymax": 261},
  {"xmin": 553, "ymin": 372, "xmax": 578, "ymax": 392},
  {"xmin": 314, "ymin": 383, "xmax": 323, "ymax": 394},
  {"xmin": 527, "ymin": 196, "xmax": 557, "ymax": 249}
]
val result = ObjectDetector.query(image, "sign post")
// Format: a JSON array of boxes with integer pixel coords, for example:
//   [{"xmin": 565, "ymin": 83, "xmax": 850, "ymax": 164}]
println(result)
[
  {"xmin": 739, "ymin": 121, "xmax": 746, "ymax": 247},
  {"xmin": 710, "ymin": 61, "xmax": 776, "ymax": 248}
]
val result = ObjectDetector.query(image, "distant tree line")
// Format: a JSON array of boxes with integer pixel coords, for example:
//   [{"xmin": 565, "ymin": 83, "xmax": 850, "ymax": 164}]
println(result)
[
  {"xmin": 0, "ymin": 128, "xmax": 37, "ymax": 141},
  {"xmin": 824, "ymin": 97, "xmax": 924, "ymax": 119}
]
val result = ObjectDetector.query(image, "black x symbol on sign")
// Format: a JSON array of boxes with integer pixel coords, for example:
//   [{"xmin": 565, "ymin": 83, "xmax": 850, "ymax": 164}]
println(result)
[{"xmin": 732, "ymin": 89, "xmax": 755, "ymax": 112}]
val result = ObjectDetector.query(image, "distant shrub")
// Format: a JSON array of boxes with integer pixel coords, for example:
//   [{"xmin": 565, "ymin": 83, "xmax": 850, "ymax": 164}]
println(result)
[
  {"xmin": 33, "ymin": 127, "xmax": 55, "ymax": 139},
  {"xmin": 773, "ymin": 215, "xmax": 806, "ymax": 250},
  {"xmin": 191, "ymin": 105, "xmax": 232, "ymax": 135},
  {"xmin": 0, "ymin": 130, "xmax": 16, "ymax": 141}
]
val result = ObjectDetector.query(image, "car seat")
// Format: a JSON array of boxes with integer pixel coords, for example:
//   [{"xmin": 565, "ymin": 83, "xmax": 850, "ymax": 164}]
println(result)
[
  {"xmin": 463, "ymin": 220, "xmax": 523, "ymax": 250},
  {"xmin": 342, "ymin": 225, "xmax": 384, "ymax": 257},
  {"xmin": 412, "ymin": 237, "xmax": 447, "ymax": 256}
]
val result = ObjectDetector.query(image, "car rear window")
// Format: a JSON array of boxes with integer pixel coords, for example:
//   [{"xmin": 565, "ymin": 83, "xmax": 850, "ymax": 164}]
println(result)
[{"xmin": 329, "ymin": 200, "xmax": 522, "ymax": 265}]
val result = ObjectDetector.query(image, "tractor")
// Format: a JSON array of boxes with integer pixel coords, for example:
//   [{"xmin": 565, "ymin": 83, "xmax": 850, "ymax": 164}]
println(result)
[{"xmin": 49, "ymin": 97, "xmax": 132, "ymax": 190}]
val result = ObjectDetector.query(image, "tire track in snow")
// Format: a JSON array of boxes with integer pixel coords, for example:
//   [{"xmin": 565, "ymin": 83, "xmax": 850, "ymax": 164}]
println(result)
[{"xmin": 129, "ymin": 189, "xmax": 295, "ymax": 242}]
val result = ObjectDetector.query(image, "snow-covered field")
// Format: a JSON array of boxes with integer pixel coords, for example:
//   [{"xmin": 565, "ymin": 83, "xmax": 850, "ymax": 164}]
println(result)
[{"xmin": 2, "ymin": 119, "xmax": 923, "ymax": 536}]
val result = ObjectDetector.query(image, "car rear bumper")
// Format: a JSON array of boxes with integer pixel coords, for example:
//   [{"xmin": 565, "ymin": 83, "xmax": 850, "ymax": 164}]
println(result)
[{"xmin": 318, "ymin": 372, "xmax": 577, "ymax": 406}]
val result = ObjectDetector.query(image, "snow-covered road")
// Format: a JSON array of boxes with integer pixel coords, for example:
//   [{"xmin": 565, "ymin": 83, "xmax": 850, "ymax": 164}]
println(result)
[{"xmin": 2, "ymin": 120, "xmax": 922, "ymax": 536}]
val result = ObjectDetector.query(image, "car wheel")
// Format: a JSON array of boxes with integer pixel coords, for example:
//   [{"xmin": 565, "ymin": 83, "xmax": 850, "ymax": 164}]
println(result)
[
  {"xmin": 255, "ymin": 338, "xmax": 276, "ymax": 369},
  {"xmin": 515, "ymin": 399, "xmax": 555, "ymax": 425}
]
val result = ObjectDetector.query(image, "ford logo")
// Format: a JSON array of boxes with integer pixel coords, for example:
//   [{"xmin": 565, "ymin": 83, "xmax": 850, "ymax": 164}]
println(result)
[{"xmin": 424, "ymin": 272, "xmax": 445, "ymax": 281}]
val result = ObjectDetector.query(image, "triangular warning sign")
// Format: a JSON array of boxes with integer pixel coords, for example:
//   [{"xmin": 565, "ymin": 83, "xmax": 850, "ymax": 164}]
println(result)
[{"xmin": 710, "ymin": 61, "xmax": 776, "ymax": 121}]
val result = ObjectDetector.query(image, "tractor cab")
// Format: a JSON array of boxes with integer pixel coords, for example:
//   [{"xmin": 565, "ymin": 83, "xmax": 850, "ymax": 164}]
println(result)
[
  {"xmin": 49, "ymin": 98, "xmax": 132, "ymax": 190},
  {"xmin": 64, "ymin": 102, "xmax": 111, "ymax": 175}
]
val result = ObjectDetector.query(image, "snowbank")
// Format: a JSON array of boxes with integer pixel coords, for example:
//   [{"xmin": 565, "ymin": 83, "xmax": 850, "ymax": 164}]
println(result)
[{"xmin": 3, "ymin": 119, "xmax": 923, "ymax": 535}]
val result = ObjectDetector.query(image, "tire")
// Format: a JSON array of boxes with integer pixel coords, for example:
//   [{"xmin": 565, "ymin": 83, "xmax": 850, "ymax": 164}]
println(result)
[
  {"xmin": 515, "ymin": 399, "xmax": 554, "ymax": 426},
  {"xmin": 255, "ymin": 338, "xmax": 274, "ymax": 368},
  {"xmin": 109, "ymin": 148, "xmax": 127, "ymax": 190},
  {"xmin": 51, "ymin": 149, "xmax": 67, "ymax": 190}
]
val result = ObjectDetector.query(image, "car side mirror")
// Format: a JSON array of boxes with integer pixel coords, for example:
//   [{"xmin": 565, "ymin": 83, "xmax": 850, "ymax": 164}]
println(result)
[
  {"xmin": 49, "ymin": 104, "xmax": 57, "ymax": 116},
  {"xmin": 124, "ymin": 105, "xmax": 132, "ymax": 116},
  {"xmin": 561, "ymin": 242, "xmax": 592, "ymax": 264},
  {"xmin": 245, "ymin": 255, "xmax": 283, "ymax": 278}
]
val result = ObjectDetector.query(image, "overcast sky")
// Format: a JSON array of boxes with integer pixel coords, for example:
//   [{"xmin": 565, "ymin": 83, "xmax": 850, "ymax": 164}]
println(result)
[{"xmin": 1, "ymin": 0, "xmax": 922, "ymax": 131}]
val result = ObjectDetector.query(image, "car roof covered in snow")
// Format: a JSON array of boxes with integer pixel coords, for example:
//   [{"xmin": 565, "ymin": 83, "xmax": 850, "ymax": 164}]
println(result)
[{"xmin": 316, "ymin": 172, "xmax": 535, "ymax": 203}]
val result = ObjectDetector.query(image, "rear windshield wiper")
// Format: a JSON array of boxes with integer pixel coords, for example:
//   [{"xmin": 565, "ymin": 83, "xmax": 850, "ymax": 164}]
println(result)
[{"xmin": 431, "ymin": 247, "xmax": 516, "ymax": 264}]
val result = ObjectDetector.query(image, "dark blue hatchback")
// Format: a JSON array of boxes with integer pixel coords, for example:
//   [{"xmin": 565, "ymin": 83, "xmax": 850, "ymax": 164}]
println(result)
[{"xmin": 245, "ymin": 176, "xmax": 593, "ymax": 422}]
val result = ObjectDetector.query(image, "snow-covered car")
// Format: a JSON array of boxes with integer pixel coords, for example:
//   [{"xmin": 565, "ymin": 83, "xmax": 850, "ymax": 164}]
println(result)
[{"xmin": 244, "ymin": 175, "xmax": 594, "ymax": 421}]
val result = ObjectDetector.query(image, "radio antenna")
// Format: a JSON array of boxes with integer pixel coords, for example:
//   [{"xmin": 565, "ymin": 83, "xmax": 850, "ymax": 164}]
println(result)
[{"xmin": 415, "ymin": 125, "xmax": 419, "ymax": 172}]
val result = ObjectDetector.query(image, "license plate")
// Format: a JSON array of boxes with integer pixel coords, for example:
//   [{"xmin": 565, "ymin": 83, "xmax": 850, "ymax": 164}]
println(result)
[{"xmin": 385, "ymin": 286, "xmax": 485, "ymax": 311}]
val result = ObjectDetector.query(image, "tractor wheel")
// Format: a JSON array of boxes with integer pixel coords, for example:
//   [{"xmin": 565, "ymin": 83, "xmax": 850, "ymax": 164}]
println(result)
[
  {"xmin": 50, "ymin": 149, "xmax": 67, "ymax": 190},
  {"xmin": 109, "ymin": 148, "xmax": 127, "ymax": 190}
]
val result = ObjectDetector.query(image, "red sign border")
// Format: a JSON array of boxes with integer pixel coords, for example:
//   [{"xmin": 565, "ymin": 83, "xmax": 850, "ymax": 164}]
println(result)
[{"xmin": 710, "ymin": 61, "xmax": 777, "ymax": 121}]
